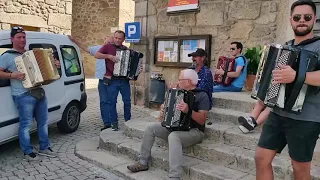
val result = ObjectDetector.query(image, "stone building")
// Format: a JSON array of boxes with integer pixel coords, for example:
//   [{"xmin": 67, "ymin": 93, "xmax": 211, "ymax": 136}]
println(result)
[
  {"xmin": 0, "ymin": 0, "xmax": 135, "ymax": 77},
  {"xmin": 131, "ymin": 0, "xmax": 320, "ymax": 106}
]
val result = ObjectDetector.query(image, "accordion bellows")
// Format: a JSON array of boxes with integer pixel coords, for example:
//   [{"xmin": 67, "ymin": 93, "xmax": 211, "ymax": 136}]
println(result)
[
  {"xmin": 113, "ymin": 49, "xmax": 144, "ymax": 80},
  {"xmin": 214, "ymin": 56, "xmax": 235, "ymax": 86},
  {"xmin": 15, "ymin": 48, "xmax": 60, "ymax": 89},
  {"xmin": 251, "ymin": 43, "xmax": 319, "ymax": 113},
  {"xmin": 161, "ymin": 88, "xmax": 195, "ymax": 131}
]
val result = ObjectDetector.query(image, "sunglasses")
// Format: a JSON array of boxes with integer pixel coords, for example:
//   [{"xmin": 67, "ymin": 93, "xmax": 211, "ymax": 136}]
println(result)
[
  {"xmin": 292, "ymin": 14, "xmax": 313, "ymax": 22},
  {"xmin": 12, "ymin": 26, "xmax": 23, "ymax": 30},
  {"xmin": 230, "ymin": 48, "xmax": 236, "ymax": 51}
]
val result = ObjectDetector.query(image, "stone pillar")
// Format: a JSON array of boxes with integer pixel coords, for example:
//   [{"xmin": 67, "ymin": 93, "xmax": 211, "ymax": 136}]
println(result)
[
  {"xmin": 71, "ymin": 0, "xmax": 120, "ymax": 77},
  {"xmin": 275, "ymin": 0, "xmax": 294, "ymax": 44},
  {"xmin": 130, "ymin": 0, "xmax": 151, "ymax": 107}
]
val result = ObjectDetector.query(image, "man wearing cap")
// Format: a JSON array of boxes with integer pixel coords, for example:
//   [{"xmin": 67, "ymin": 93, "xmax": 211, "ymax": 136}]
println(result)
[
  {"xmin": 213, "ymin": 41, "xmax": 247, "ymax": 92},
  {"xmin": 0, "ymin": 27, "xmax": 58, "ymax": 161},
  {"xmin": 68, "ymin": 35, "xmax": 114, "ymax": 131},
  {"xmin": 188, "ymin": 48, "xmax": 213, "ymax": 109}
]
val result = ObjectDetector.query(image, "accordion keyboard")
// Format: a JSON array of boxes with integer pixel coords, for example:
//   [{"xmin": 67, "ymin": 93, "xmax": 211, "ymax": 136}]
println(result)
[{"xmin": 265, "ymin": 50, "xmax": 290, "ymax": 106}]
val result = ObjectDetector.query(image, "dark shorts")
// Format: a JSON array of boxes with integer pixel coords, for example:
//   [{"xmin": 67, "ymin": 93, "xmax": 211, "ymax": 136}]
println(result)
[{"xmin": 258, "ymin": 112, "xmax": 320, "ymax": 162}]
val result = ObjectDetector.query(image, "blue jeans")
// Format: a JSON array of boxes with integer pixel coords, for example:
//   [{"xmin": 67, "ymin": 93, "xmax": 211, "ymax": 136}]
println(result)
[
  {"xmin": 108, "ymin": 79, "xmax": 131, "ymax": 126},
  {"xmin": 98, "ymin": 80, "xmax": 111, "ymax": 126},
  {"xmin": 213, "ymin": 84, "xmax": 242, "ymax": 92},
  {"xmin": 12, "ymin": 92, "xmax": 50, "ymax": 155}
]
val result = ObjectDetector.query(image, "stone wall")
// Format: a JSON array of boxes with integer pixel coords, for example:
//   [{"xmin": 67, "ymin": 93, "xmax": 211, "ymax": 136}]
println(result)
[
  {"xmin": 71, "ymin": 0, "xmax": 120, "ymax": 77},
  {"xmin": 71, "ymin": 0, "xmax": 135, "ymax": 77},
  {"xmin": 0, "ymin": 0, "xmax": 72, "ymax": 34},
  {"xmin": 131, "ymin": 0, "xmax": 282, "ymax": 106}
]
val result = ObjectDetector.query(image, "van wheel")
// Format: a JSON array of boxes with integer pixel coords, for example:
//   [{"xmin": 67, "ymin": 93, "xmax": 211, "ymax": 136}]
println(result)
[{"xmin": 57, "ymin": 102, "xmax": 80, "ymax": 133}]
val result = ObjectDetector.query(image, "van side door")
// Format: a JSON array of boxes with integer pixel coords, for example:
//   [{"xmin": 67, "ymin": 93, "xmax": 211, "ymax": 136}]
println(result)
[{"xmin": 28, "ymin": 41, "xmax": 66, "ymax": 123}]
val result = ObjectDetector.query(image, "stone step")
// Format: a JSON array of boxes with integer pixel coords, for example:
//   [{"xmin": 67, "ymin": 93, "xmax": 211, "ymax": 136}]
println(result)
[
  {"xmin": 122, "ymin": 118, "xmax": 320, "ymax": 179},
  {"xmin": 208, "ymin": 107, "xmax": 249, "ymax": 125},
  {"xmin": 124, "ymin": 117, "xmax": 260, "ymax": 151},
  {"xmin": 98, "ymin": 130, "xmax": 254, "ymax": 180},
  {"xmin": 212, "ymin": 92, "xmax": 256, "ymax": 113},
  {"xmin": 75, "ymin": 137, "xmax": 170, "ymax": 180}
]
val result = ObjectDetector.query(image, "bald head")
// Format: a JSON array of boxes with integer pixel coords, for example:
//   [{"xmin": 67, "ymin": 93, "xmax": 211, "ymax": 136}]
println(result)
[{"xmin": 180, "ymin": 69, "xmax": 198, "ymax": 86}]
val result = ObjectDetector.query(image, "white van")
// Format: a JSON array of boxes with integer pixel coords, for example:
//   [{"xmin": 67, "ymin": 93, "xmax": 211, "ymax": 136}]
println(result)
[{"xmin": 0, "ymin": 31, "xmax": 87, "ymax": 145}]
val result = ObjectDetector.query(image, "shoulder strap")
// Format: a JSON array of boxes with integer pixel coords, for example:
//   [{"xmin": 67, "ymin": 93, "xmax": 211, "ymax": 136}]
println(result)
[
  {"xmin": 1, "ymin": 49, "xmax": 22, "ymax": 56},
  {"xmin": 236, "ymin": 55, "xmax": 246, "ymax": 72},
  {"xmin": 285, "ymin": 36, "xmax": 320, "ymax": 47}
]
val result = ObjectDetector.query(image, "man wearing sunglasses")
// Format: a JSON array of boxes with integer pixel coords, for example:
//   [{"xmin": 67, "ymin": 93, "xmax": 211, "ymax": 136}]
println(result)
[
  {"xmin": 213, "ymin": 41, "xmax": 247, "ymax": 92},
  {"xmin": 254, "ymin": 1, "xmax": 320, "ymax": 180},
  {"xmin": 0, "ymin": 27, "xmax": 59, "ymax": 161}
]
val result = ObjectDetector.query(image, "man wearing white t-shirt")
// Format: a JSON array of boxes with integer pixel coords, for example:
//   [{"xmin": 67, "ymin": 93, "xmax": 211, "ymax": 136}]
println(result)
[{"xmin": 68, "ymin": 35, "xmax": 113, "ymax": 130}]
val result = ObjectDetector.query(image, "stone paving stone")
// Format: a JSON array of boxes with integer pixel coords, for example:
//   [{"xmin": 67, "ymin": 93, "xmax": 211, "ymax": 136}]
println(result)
[{"xmin": 0, "ymin": 79, "xmax": 152, "ymax": 180}]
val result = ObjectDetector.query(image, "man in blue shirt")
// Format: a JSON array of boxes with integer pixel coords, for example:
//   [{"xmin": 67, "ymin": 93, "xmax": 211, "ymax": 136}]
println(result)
[
  {"xmin": 213, "ymin": 42, "xmax": 247, "ymax": 92},
  {"xmin": 68, "ymin": 35, "xmax": 113, "ymax": 131},
  {"xmin": 188, "ymin": 48, "xmax": 213, "ymax": 109}
]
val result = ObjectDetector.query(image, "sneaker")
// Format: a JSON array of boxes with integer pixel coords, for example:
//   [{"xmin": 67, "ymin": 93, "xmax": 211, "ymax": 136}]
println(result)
[
  {"xmin": 238, "ymin": 116, "xmax": 257, "ymax": 133},
  {"xmin": 127, "ymin": 162, "xmax": 148, "ymax": 173},
  {"xmin": 101, "ymin": 125, "xmax": 111, "ymax": 131},
  {"xmin": 111, "ymin": 124, "xmax": 119, "ymax": 131},
  {"xmin": 38, "ymin": 147, "xmax": 57, "ymax": 158},
  {"xmin": 23, "ymin": 152, "xmax": 40, "ymax": 161}
]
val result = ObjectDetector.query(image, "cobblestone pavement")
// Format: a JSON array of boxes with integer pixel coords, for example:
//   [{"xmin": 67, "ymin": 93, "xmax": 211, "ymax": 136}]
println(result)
[{"xmin": 0, "ymin": 79, "xmax": 153, "ymax": 180}]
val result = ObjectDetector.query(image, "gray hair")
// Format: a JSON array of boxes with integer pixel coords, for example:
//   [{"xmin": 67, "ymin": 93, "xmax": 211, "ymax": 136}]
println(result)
[{"xmin": 181, "ymin": 69, "xmax": 198, "ymax": 85}]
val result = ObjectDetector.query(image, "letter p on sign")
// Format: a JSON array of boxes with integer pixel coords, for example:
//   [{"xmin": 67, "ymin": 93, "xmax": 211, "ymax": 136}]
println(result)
[
  {"xmin": 128, "ymin": 25, "xmax": 136, "ymax": 37},
  {"xmin": 125, "ymin": 22, "xmax": 140, "ymax": 43}
]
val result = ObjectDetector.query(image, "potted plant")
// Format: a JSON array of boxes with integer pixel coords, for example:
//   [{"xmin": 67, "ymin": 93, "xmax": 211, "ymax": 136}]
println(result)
[{"xmin": 243, "ymin": 46, "xmax": 263, "ymax": 91}]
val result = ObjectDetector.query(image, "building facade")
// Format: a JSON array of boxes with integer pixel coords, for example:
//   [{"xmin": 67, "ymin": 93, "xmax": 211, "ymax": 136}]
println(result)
[{"xmin": 130, "ymin": 0, "xmax": 320, "ymax": 106}]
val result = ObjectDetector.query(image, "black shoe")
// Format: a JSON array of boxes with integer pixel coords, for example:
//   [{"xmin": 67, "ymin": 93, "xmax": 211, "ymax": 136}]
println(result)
[
  {"xmin": 101, "ymin": 125, "xmax": 111, "ymax": 131},
  {"xmin": 23, "ymin": 152, "xmax": 40, "ymax": 161}
]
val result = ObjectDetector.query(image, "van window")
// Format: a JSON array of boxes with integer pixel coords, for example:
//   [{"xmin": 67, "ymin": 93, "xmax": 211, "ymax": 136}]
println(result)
[
  {"xmin": 60, "ymin": 46, "xmax": 81, "ymax": 76},
  {"xmin": 29, "ymin": 43, "xmax": 62, "ymax": 77},
  {"xmin": 0, "ymin": 44, "xmax": 13, "ymax": 87}
]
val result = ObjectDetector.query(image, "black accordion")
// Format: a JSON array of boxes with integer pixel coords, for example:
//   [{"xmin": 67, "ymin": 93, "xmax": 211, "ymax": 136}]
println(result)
[
  {"xmin": 161, "ymin": 88, "xmax": 195, "ymax": 131},
  {"xmin": 251, "ymin": 43, "xmax": 319, "ymax": 113},
  {"xmin": 113, "ymin": 49, "xmax": 144, "ymax": 80}
]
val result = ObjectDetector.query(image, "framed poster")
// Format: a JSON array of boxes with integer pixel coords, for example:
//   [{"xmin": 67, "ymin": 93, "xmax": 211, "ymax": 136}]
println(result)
[{"xmin": 154, "ymin": 35, "xmax": 212, "ymax": 68}]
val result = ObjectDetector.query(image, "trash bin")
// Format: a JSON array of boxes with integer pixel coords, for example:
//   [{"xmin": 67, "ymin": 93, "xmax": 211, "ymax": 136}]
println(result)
[{"xmin": 149, "ymin": 73, "xmax": 166, "ymax": 105}]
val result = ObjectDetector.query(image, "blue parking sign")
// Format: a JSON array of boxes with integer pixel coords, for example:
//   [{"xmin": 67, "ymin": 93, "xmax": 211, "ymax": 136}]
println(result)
[{"xmin": 125, "ymin": 22, "xmax": 141, "ymax": 43}]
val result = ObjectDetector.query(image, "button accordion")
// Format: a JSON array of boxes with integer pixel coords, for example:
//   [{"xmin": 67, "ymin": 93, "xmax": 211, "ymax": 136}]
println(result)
[
  {"xmin": 113, "ymin": 49, "xmax": 144, "ymax": 80},
  {"xmin": 160, "ymin": 88, "xmax": 195, "ymax": 131},
  {"xmin": 251, "ymin": 43, "xmax": 319, "ymax": 113},
  {"xmin": 15, "ymin": 48, "xmax": 60, "ymax": 89},
  {"xmin": 213, "ymin": 56, "xmax": 235, "ymax": 86}
]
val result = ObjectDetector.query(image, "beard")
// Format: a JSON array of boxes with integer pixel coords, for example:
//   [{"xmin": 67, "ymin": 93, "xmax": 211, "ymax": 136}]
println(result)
[{"xmin": 293, "ymin": 24, "xmax": 313, "ymax": 36}]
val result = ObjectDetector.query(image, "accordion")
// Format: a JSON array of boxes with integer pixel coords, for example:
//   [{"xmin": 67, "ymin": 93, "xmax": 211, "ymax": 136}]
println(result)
[
  {"xmin": 113, "ymin": 49, "xmax": 144, "ymax": 80},
  {"xmin": 161, "ymin": 88, "xmax": 195, "ymax": 131},
  {"xmin": 213, "ymin": 56, "xmax": 235, "ymax": 86},
  {"xmin": 251, "ymin": 43, "xmax": 319, "ymax": 113},
  {"xmin": 15, "ymin": 48, "xmax": 60, "ymax": 89}
]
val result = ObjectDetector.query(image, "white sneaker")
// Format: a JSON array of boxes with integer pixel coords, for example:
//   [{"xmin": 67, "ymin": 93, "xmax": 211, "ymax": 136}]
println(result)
[{"xmin": 238, "ymin": 116, "xmax": 256, "ymax": 133}]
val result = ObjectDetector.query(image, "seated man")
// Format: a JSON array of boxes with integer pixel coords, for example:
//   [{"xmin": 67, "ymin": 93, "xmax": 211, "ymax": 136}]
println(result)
[
  {"xmin": 127, "ymin": 69, "xmax": 210, "ymax": 180},
  {"xmin": 213, "ymin": 42, "xmax": 247, "ymax": 92}
]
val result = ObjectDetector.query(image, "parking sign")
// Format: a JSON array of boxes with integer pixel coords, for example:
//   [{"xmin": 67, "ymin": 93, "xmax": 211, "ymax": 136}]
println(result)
[{"xmin": 125, "ymin": 22, "xmax": 141, "ymax": 43}]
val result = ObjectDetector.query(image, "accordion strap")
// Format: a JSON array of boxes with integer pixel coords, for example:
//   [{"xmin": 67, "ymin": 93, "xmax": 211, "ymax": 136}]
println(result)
[{"xmin": 284, "ymin": 49, "xmax": 308, "ymax": 111}]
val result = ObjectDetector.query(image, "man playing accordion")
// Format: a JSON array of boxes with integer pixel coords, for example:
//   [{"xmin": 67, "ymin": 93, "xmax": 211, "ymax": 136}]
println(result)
[
  {"xmin": 126, "ymin": 69, "xmax": 210, "ymax": 180},
  {"xmin": 251, "ymin": 1, "xmax": 320, "ymax": 180}
]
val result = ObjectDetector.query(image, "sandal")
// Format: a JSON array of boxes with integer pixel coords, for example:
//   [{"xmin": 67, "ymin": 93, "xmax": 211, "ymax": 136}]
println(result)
[{"xmin": 127, "ymin": 162, "xmax": 148, "ymax": 173}]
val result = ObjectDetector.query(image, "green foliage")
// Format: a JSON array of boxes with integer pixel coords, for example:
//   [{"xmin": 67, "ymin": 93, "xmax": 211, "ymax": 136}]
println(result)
[{"xmin": 243, "ymin": 46, "xmax": 263, "ymax": 75}]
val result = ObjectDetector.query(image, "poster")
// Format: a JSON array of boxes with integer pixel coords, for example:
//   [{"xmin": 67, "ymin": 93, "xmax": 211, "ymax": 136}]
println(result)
[
  {"xmin": 157, "ymin": 40, "xmax": 178, "ymax": 62},
  {"xmin": 180, "ymin": 39, "xmax": 206, "ymax": 63},
  {"xmin": 167, "ymin": 0, "xmax": 199, "ymax": 13}
]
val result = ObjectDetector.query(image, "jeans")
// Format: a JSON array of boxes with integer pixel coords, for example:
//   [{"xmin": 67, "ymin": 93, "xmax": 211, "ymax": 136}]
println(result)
[
  {"xmin": 213, "ymin": 84, "xmax": 242, "ymax": 92},
  {"xmin": 98, "ymin": 80, "xmax": 111, "ymax": 126},
  {"xmin": 108, "ymin": 79, "xmax": 131, "ymax": 126},
  {"xmin": 139, "ymin": 122, "xmax": 204, "ymax": 178},
  {"xmin": 12, "ymin": 92, "xmax": 50, "ymax": 155}
]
